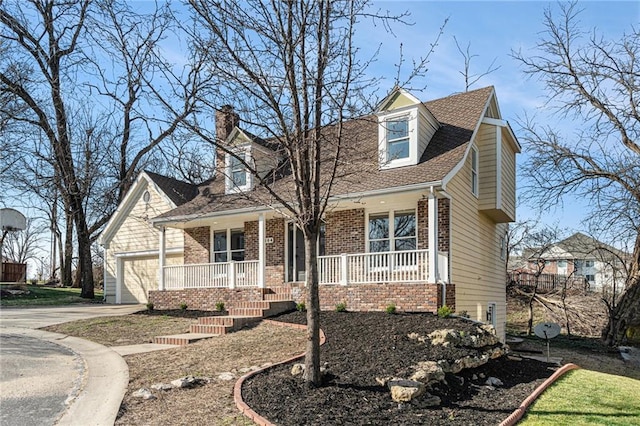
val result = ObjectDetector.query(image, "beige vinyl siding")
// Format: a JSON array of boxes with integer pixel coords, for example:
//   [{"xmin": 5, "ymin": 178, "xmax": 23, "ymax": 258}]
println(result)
[
  {"xmin": 477, "ymin": 123, "xmax": 497, "ymax": 210},
  {"xmin": 447, "ymin": 147, "xmax": 507, "ymax": 340},
  {"xmin": 386, "ymin": 92, "xmax": 416, "ymax": 110},
  {"xmin": 121, "ymin": 253, "xmax": 182, "ymax": 303},
  {"xmin": 417, "ymin": 110, "xmax": 439, "ymax": 158},
  {"xmin": 104, "ymin": 182, "xmax": 183, "ymax": 303},
  {"xmin": 501, "ymin": 133, "xmax": 517, "ymax": 221}
]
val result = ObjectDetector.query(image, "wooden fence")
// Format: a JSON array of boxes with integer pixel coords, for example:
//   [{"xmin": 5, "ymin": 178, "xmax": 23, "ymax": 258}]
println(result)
[
  {"xmin": 507, "ymin": 271, "xmax": 588, "ymax": 293},
  {"xmin": 1, "ymin": 262, "xmax": 27, "ymax": 282}
]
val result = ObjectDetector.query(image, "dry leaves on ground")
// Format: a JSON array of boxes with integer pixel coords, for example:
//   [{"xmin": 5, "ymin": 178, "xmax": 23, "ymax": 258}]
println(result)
[{"xmin": 117, "ymin": 322, "xmax": 306, "ymax": 426}]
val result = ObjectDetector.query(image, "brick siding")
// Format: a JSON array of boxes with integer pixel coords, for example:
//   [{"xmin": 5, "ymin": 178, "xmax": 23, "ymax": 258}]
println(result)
[
  {"xmin": 438, "ymin": 198, "xmax": 450, "ymax": 252},
  {"xmin": 417, "ymin": 199, "xmax": 428, "ymax": 250},
  {"xmin": 184, "ymin": 227, "xmax": 210, "ymax": 264},
  {"xmin": 325, "ymin": 209, "xmax": 365, "ymax": 255}
]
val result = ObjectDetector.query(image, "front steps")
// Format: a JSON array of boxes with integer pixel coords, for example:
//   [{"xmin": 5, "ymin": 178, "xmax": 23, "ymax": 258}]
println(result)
[{"xmin": 152, "ymin": 296, "xmax": 295, "ymax": 346}]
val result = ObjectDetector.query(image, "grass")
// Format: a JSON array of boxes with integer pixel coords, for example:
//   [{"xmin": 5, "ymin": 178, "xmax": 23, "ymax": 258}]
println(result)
[
  {"xmin": 521, "ymin": 369, "xmax": 640, "ymax": 425},
  {"xmin": 0, "ymin": 284, "xmax": 103, "ymax": 306}
]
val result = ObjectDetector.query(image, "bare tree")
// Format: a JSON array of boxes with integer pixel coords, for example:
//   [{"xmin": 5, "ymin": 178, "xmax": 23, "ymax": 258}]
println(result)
[
  {"xmin": 184, "ymin": 0, "xmax": 442, "ymax": 385},
  {"xmin": 453, "ymin": 36, "xmax": 500, "ymax": 92},
  {"xmin": 0, "ymin": 0, "xmax": 206, "ymax": 295},
  {"xmin": 1, "ymin": 218, "xmax": 46, "ymax": 265},
  {"xmin": 512, "ymin": 1, "xmax": 640, "ymax": 346}
]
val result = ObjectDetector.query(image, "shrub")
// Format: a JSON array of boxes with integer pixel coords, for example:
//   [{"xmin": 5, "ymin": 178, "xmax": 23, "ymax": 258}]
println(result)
[
  {"xmin": 385, "ymin": 304, "xmax": 397, "ymax": 314},
  {"xmin": 179, "ymin": 302, "xmax": 188, "ymax": 311},
  {"xmin": 296, "ymin": 302, "xmax": 306, "ymax": 312},
  {"xmin": 335, "ymin": 302, "xmax": 347, "ymax": 312},
  {"xmin": 437, "ymin": 305, "xmax": 453, "ymax": 318},
  {"xmin": 146, "ymin": 302, "xmax": 154, "ymax": 311},
  {"xmin": 215, "ymin": 301, "xmax": 225, "ymax": 312}
]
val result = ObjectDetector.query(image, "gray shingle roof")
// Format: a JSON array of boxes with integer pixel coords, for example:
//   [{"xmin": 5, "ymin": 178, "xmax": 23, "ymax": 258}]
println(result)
[
  {"xmin": 154, "ymin": 86, "xmax": 494, "ymax": 221},
  {"xmin": 145, "ymin": 171, "xmax": 199, "ymax": 206}
]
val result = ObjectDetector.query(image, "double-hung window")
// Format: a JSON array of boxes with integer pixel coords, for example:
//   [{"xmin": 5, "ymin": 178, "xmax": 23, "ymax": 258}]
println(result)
[
  {"xmin": 386, "ymin": 118, "xmax": 410, "ymax": 161},
  {"xmin": 213, "ymin": 229, "xmax": 245, "ymax": 262},
  {"xmin": 230, "ymin": 155, "xmax": 247, "ymax": 187}
]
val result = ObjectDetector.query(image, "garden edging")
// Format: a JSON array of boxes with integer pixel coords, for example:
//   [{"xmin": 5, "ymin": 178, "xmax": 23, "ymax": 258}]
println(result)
[{"xmin": 499, "ymin": 362, "xmax": 580, "ymax": 426}]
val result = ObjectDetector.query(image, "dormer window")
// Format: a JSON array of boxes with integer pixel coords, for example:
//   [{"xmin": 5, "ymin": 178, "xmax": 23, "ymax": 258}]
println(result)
[
  {"xmin": 225, "ymin": 148, "xmax": 252, "ymax": 193},
  {"xmin": 230, "ymin": 156, "xmax": 246, "ymax": 187},
  {"xmin": 376, "ymin": 87, "xmax": 440, "ymax": 170},
  {"xmin": 387, "ymin": 118, "xmax": 410, "ymax": 160}
]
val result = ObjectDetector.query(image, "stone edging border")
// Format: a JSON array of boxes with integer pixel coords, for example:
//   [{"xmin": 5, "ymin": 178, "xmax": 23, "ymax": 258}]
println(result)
[
  {"xmin": 233, "ymin": 320, "xmax": 327, "ymax": 426},
  {"xmin": 498, "ymin": 362, "xmax": 580, "ymax": 426}
]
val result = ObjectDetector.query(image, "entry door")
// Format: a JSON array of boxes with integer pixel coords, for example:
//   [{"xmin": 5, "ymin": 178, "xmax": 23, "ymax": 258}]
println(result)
[{"xmin": 287, "ymin": 223, "xmax": 306, "ymax": 282}]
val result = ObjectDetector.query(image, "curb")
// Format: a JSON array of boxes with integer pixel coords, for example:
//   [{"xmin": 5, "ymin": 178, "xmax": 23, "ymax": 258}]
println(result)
[
  {"xmin": 499, "ymin": 363, "xmax": 580, "ymax": 426},
  {"xmin": 233, "ymin": 320, "xmax": 326, "ymax": 426},
  {"xmin": 1, "ymin": 326, "xmax": 128, "ymax": 426}
]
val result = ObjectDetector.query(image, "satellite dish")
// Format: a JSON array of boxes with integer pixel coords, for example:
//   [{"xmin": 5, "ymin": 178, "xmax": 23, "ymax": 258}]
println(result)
[
  {"xmin": 0, "ymin": 208, "xmax": 27, "ymax": 232},
  {"xmin": 534, "ymin": 322, "xmax": 561, "ymax": 340}
]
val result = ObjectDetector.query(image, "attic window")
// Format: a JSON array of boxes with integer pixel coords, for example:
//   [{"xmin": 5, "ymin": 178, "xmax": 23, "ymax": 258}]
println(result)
[
  {"xmin": 230, "ymin": 156, "xmax": 246, "ymax": 187},
  {"xmin": 142, "ymin": 190, "xmax": 151, "ymax": 203},
  {"xmin": 387, "ymin": 119, "xmax": 410, "ymax": 160}
]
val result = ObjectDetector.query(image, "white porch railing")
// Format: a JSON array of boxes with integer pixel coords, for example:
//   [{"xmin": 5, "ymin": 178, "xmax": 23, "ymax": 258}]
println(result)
[
  {"xmin": 163, "ymin": 260, "xmax": 259, "ymax": 290},
  {"xmin": 318, "ymin": 249, "xmax": 449, "ymax": 285},
  {"xmin": 162, "ymin": 250, "xmax": 449, "ymax": 290}
]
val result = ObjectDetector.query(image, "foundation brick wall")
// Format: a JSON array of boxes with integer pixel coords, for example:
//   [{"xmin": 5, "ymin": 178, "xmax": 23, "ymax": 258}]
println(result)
[
  {"xmin": 436, "ymin": 283, "xmax": 456, "ymax": 311},
  {"xmin": 325, "ymin": 209, "xmax": 365, "ymax": 255},
  {"xmin": 184, "ymin": 227, "xmax": 210, "ymax": 264},
  {"xmin": 286, "ymin": 283, "xmax": 440, "ymax": 312},
  {"xmin": 149, "ymin": 288, "xmax": 264, "ymax": 311}
]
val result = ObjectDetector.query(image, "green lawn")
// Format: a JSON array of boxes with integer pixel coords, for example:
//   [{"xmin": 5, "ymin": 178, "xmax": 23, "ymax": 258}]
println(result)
[
  {"xmin": 0, "ymin": 285, "xmax": 103, "ymax": 306},
  {"xmin": 521, "ymin": 369, "xmax": 640, "ymax": 425}
]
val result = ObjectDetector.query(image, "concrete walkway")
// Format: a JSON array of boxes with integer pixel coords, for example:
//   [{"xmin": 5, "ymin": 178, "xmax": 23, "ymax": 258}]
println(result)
[{"xmin": 0, "ymin": 304, "xmax": 147, "ymax": 425}]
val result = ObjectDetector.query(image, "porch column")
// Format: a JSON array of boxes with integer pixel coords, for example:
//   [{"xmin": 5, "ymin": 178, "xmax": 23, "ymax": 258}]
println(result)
[
  {"xmin": 258, "ymin": 213, "xmax": 266, "ymax": 288},
  {"xmin": 427, "ymin": 190, "xmax": 439, "ymax": 283},
  {"xmin": 158, "ymin": 226, "xmax": 166, "ymax": 291}
]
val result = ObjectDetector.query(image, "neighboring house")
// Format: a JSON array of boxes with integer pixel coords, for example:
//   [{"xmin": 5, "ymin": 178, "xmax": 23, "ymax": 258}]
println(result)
[
  {"xmin": 99, "ymin": 86, "xmax": 520, "ymax": 339},
  {"xmin": 517, "ymin": 232, "xmax": 629, "ymax": 292}
]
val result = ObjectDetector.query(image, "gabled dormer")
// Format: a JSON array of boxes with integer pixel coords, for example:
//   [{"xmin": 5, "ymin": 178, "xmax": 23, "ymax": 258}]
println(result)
[
  {"xmin": 376, "ymin": 87, "xmax": 440, "ymax": 169},
  {"xmin": 224, "ymin": 127, "xmax": 279, "ymax": 194}
]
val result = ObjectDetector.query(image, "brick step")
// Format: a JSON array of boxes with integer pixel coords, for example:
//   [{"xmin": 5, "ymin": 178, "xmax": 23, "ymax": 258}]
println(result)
[
  {"xmin": 152, "ymin": 333, "xmax": 216, "ymax": 346},
  {"xmin": 228, "ymin": 307, "xmax": 266, "ymax": 317},
  {"xmin": 234, "ymin": 300, "xmax": 273, "ymax": 309},
  {"xmin": 190, "ymin": 324, "xmax": 229, "ymax": 335},
  {"xmin": 197, "ymin": 315, "xmax": 261, "ymax": 328},
  {"xmin": 263, "ymin": 293, "xmax": 292, "ymax": 301}
]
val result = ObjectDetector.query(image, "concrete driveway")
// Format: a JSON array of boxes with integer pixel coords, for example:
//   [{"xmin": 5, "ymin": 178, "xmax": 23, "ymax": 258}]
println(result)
[{"xmin": 0, "ymin": 304, "xmax": 144, "ymax": 425}]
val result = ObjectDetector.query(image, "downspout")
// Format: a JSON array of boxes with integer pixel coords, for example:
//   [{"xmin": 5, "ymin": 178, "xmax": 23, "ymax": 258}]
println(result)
[{"xmin": 427, "ymin": 186, "xmax": 445, "ymax": 308}]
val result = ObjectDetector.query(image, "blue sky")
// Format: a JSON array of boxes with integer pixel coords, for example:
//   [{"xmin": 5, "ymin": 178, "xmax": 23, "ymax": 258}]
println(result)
[{"xmin": 355, "ymin": 1, "xmax": 639, "ymax": 233}]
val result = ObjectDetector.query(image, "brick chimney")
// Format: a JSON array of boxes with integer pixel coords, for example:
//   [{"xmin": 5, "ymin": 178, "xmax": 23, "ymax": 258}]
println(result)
[{"xmin": 215, "ymin": 105, "xmax": 240, "ymax": 175}]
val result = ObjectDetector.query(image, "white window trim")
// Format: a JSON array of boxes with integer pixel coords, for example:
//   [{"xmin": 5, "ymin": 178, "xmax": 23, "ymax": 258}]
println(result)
[
  {"xmin": 378, "ymin": 110, "xmax": 417, "ymax": 169},
  {"xmin": 225, "ymin": 147, "xmax": 252, "ymax": 194},
  {"xmin": 366, "ymin": 209, "xmax": 418, "ymax": 253},
  {"xmin": 470, "ymin": 145, "xmax": 479, "ymax": 197},
  {"xmin": 210, "ymin": 228, "xmax": 245, "ymax": 263}
]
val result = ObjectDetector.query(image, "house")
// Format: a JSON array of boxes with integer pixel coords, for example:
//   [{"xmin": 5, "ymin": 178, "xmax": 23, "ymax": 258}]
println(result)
[
  {"xmin": 99, "ymin": 86, "xmax": 520, "ymax": 339},
  {"xmin": 518, "ymin": 232, "xmax": 629, "ymax": 292}
]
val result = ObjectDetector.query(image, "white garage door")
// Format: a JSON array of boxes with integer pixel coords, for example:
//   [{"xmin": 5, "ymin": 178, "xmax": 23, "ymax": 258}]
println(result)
[{"xmin": 121, "ymin": 254, "xmax": 181, "ymax": 304}]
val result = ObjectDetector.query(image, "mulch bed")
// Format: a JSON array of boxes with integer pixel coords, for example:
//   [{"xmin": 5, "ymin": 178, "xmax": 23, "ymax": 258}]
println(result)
[{"xmin": 243, "ymin": 311, "xmax": 556, "ymax": 425}]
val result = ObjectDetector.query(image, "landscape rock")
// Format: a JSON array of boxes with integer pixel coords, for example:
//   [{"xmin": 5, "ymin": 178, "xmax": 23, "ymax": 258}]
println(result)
[
  {"xmin": 132, "ymin": 388, "xmax": 156, "ymax": 400},
  {"xmin": 485, "ymin": 377, "xmax": 503, "ymax": 387},
  {"xmin": 388, "ymin": 380, "xmax": 426, "ymax": 402},
  {"xmin": 409, "ymin": 361, "xmax": 445, "ymax": 385},
  {"xmin": 151, "ymin": 383, "xmax": 174, "ymax": 391},
  {"xmin": 291, "ymin": 363, "xmax": 305, "ymax": 376},
  {"xmin": 411, "ymin": 393, "xmax": 442, "ymax": 408},
  {"xmin": 428, "ymin": 327, "xmax": 500, "ymax": 348},
  {"xmin": 218, "ymin": 372, "xmax": 235, "ymax": 381},
  {"xmin": 170, "ymin": 375, "xmax": 209, "ymax": 388}
]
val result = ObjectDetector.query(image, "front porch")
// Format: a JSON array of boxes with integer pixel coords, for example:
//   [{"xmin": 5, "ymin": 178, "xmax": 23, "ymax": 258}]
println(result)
[{"xmin": 161, "ymin": 249, "xmax": 449, "ymax": 290}]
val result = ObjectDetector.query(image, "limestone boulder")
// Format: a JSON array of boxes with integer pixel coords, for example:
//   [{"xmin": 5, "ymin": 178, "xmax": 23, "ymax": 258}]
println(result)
[{"xmin": 388, "ymin": 380, "xmax": 426, "ymax": 403}]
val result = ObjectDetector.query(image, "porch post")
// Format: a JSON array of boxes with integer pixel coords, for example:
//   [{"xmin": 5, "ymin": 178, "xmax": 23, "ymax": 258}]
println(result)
[
  {"xmin": 258, "ymin": 213, "xmax": 266, "ymax": 288},
  {"xmin": 427, "ymin": 190, "xmax": 439, "ymax": 283},
  {"xmin": 158, "ymin": 226, "xmax": 166, "ymax": 291}
]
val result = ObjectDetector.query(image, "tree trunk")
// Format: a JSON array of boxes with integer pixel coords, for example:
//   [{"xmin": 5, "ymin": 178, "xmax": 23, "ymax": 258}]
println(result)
[
  {"xmin": 603, "ymin": 232, "xmax": 640, "ymax": 346},
  {"xmin": 303, "ymin": 229, "xmax": 321, "ymax": 386},
  {"xmin": 73, "ymin": 195, "xmax": 95, "ymax": 299},
  {"xmin": 62, "ymin": 207, "xmax": 73, "ymax": 287}
]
